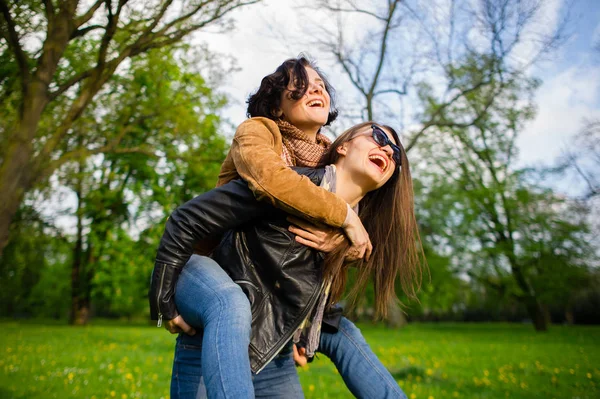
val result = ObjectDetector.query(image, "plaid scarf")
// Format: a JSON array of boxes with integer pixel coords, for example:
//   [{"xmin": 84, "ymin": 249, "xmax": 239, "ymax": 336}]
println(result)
[{"xmin": 276, "ymin": 120, "xmax": 331, "ymax": 167}]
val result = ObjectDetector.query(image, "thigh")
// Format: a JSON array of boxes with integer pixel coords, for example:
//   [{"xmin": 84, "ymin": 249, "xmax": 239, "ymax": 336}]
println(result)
[
  {"xmin": 252, "ymin": 346, "xmax": 304, "ymax": 399},
  {"xmin": 175, "ymin": 255, "xmax": 249, "ymax": 328}
]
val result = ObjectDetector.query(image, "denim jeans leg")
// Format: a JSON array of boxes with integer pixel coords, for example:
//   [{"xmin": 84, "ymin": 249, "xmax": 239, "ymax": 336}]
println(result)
[
  {"xmin": 171, "ymin": 334, "xmax": 208, "ymax": 399},
  {"xmin": 318, "ymin": 317, "xmax": 407, "ymax": 399},
  {"xmin": 252, "ymin": 344, "xmax": 304, "ymax": 399},
  {"xmin": 171, "ymin": 255, "xmax": 253, "ymax": 399}
]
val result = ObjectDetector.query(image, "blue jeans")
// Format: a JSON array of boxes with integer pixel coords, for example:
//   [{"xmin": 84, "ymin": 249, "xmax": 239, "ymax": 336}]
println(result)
[
  {"xmin": 318, "ymin": 317, "xmax": 407, "ymax": 398},
  {"xmin": 171, "ymin": 255, "xmax": 253, "ymax": 398},
  {"xmin": 171, "ymin": 255, "xmax": 406, "ymax": 398}
]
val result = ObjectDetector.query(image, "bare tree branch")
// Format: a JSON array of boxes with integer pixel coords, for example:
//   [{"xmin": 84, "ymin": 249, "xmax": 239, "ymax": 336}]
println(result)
[
  {"xmin": 70, "ymin": 24, "xmax": 105, "ymax": 39},
  {"xmin": 74, "ymin": 0, "xmax": 105, "ymax": 28}
]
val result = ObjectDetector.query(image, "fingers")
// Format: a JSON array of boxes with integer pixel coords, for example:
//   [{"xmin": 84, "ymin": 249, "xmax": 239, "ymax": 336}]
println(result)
[
  {"xmin": 165, "ymin": 316, "xmax": 196, "ymax": 336},
  {"xmin": 179, "ymin": 320, "xmax": 197, "ymax": 336},
  {"xmin": 293, "ymin": 344, "xmax": 308, "ymax": 367},
  {"xmin": 365, "ymin": 239, "xmax": 373, "ymax": 261},
  {"xmin": 288, "ymin": 224, "xmax": 321, "ymax": 243},
  {"xmin": 294, "ymin": 235, "xmax": 322, "ymax": 250},
  {"xmin": 287, "ymin": 216, "xmax": 321, "ymax": 231}
]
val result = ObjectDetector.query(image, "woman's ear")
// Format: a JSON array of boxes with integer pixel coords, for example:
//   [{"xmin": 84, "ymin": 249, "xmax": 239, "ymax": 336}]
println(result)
[
  {"xmin": 273, "ymin": 108, "xmax": 283, "ymax": 118},
  {"xmin": 336, "ymin": 143, "xmax": 348, "ymax": 156}
]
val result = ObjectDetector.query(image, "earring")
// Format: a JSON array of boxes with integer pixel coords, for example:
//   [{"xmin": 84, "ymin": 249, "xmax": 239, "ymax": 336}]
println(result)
[{"xmin": 273, "ymin": 109, "xmax": 283, "ymax": 118}]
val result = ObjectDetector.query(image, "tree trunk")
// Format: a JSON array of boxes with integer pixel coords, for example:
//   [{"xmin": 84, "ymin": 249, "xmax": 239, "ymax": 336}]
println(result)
[
  {"xmin": 507, "ymin": 253, "xmax": 548, "ymax": 331},
  {"xmin": 69, "ymin": 164, "xmax": 89, "ymax": 325},
  {"xmin": 565, "ymin": 306, "xmax": 574, "ymax": 325},
  {"xmin": 0, "ymin": 82, "xmax": 50, "ymax": 257},
  {"xmin": 384, "ymin": 301, "xmax": 408, "ymax": 328},
  {"xmin": 524, "ymin": 297, "xmax": 548, "ymax": 332}
]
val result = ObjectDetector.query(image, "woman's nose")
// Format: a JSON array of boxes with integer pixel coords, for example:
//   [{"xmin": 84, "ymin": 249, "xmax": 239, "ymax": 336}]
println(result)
[
  {"xmin": 382, "ymin": 145, "xmax": 394, "ymax": 159},
  {"xmin": 309, "ymin": 82, "xmax": 322, "ymax": 93}
]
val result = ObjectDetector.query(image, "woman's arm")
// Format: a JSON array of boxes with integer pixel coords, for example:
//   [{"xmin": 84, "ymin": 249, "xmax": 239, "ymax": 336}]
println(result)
[
  {"xmin": 224, "ymin": 117, "xmax": 348, "ymax": 227},
  {"xmin": 221, "ymin": 118, "xmax": 372, "ymax": 259},
  {"xmin": 149, "ymin": 179, "xmax": 269, "ymax": 324}
]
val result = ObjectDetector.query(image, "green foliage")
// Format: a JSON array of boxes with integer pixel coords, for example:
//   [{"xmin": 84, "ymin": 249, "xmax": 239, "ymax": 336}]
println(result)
[
  {"xmin": 413, "ymin": 52, "xmax": 596, "ymax": 326},
  {"xmin": 0, "ymin": 206, "xmax": 71, "ymax": 318},
  {"xmin": 1, "ymin": 42, "xmax": 229, "ymax": 320}
]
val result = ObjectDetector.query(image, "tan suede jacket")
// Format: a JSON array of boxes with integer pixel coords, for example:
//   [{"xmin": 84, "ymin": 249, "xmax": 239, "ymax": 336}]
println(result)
[{"xmin": 217, "ymin": 117, "xmax": 348, "ymax": 227}]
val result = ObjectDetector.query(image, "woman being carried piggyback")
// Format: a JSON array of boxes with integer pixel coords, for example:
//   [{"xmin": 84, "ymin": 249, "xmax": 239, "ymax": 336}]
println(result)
[{"xmin": 150, "ymin": 55, "xmax": 424, "ymax": 398}]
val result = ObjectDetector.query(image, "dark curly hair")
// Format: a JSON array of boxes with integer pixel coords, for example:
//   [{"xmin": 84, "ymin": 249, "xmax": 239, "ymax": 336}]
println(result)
[{"xmin": 246, "ymin": 55, "xmax": 339, "ymax": 126}]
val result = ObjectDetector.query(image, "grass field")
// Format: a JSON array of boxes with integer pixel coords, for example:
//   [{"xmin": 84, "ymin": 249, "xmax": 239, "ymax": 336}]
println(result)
[{"xmin": 1, "ymin": 321, "xmax": 598, "ymax": 398}]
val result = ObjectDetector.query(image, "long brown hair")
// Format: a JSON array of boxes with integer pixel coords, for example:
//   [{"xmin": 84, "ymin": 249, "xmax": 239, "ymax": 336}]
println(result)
[{"xmin": 319, "ymin": 122, "xmax": 425, "ymax": 318}]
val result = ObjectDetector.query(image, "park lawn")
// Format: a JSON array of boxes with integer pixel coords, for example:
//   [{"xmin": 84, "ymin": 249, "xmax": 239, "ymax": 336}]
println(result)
[{"xmin": 0, "ymin": 321, "xmax": 598, "ymax": 399}]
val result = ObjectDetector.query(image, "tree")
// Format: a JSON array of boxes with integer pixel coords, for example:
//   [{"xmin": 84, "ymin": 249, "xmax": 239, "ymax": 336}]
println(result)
[
  {"xmin": 415, "ymin": 55, "xmax": 595, "ymax": 331},
  {"xmin": 556, "ymin": 119, "xmax": 600, "ymax": 200},
  {"xmin": 301, "ymin": 0, "xmax": 565, "ymax": 149},
  {"xmin": 55, "ymin": 45, "xmax": 229, "ymax": 324},
  {"xmin": 0, "ymin": 0, "xmax": 259, "ymax": 256}
]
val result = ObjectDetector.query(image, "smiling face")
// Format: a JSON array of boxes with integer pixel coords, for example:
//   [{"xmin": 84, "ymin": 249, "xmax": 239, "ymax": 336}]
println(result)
[
  {"xmin": 336, "ymin": 125, "xmax": 398, "ymax": 191},
  {"xmin": 279, "ymin": 67, "xmax": 331, "ymax": 135}
]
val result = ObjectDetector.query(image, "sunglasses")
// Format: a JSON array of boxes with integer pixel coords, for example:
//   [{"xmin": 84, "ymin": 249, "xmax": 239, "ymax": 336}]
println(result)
[{"xmin": 354, "ymin": 125, "xmax": 402, "ymax": 167}]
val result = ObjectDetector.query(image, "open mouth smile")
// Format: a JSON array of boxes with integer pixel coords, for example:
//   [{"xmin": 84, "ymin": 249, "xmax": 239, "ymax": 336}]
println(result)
[
  {"xmin": 306, "ymin": 99, "xmax": 324, "ymax": 108},
  {"xmin": 368, "ymin": 154, "xmax": 389, "ymax": 173}
]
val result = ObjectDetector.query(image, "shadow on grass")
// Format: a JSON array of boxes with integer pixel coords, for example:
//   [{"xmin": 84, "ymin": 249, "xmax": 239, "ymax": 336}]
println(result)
[{"xmin": 390, "ymin": 365, "xmax": 426, "ymax": 380}]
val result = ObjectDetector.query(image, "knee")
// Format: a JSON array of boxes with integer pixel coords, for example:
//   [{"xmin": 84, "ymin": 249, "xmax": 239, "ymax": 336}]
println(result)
[
  {"xmin": 320, "ymin": 317, "xmax": 366, "ymax": 355},
  {"xmin": 212, "ymin": 285, "xmax": 252, "ymax": 330},
  {"xmin": 338, "ymin": 317, "xmax": 367, "ymax": 344},
  {"xmin": 185, "ymin": 255, "xmax": 219, "ymax": 273}
]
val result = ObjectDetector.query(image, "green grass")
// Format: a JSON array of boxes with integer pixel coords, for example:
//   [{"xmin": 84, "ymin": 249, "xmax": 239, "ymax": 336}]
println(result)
[{"xmin": 0, "ymin": 321, "xmax": 598, "ymax": 398}]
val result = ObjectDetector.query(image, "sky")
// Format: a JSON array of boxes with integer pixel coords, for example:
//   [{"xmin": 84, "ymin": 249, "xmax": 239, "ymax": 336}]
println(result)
[{"xmin": 192, "ymin": 0, "xmax": 600, "ymax": 195}]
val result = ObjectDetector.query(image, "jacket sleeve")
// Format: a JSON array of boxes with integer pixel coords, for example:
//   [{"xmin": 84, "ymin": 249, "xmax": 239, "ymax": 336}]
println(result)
[
  {"xmin": 149, "ymin": 179, "xmax": 269, "ymax": 323},
  {"xmin": 229, "ymin": 117, "xmax": 349, "ymax": 228}
]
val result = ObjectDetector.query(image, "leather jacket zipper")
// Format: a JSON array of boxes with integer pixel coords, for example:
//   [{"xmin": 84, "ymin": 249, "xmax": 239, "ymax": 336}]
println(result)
[
  {"xmin": 255, "ymin": 283, "xmax": 324, "ymax": 374},
  {"xmin": 156, "ymin": 264, "xmax": 167, "ymax": 327}
]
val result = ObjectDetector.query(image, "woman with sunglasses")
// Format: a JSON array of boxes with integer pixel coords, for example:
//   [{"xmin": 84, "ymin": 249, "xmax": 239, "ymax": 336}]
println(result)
[
  {"xmin": 154, "ymin": 121, "xmax": 422, "ymax": 398},
  {"xmin": 150, "ymin": 56, "xmax": 422, "ymax": 398}
]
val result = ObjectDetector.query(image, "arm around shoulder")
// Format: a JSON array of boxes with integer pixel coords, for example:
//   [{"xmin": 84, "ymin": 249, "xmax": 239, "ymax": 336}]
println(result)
[{"xmin": 230, "ymin": 117, "xmax": 348, "ymax": 227}]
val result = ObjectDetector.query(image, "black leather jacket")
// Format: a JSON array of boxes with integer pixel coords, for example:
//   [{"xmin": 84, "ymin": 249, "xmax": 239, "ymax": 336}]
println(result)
[{"xmin": 149, "ymin": 168, "xmax": 341, "ymax": 373}]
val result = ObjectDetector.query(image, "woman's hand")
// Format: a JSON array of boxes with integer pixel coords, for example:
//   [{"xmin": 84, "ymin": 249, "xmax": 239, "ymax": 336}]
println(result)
[
  {"xmin": 342, "ymin": 208, "xmax": 372, "ymax": 261},
  {"xmin": 293, "ymin": 344, "xmax": 308, "ymax": 367},
  {"xmin": 287, "ymin": 216, "xmax": 346, "ymax": 253},
  {"xmin": 165, "ymin": 315, "xmax": 197, "ymax": 336}
]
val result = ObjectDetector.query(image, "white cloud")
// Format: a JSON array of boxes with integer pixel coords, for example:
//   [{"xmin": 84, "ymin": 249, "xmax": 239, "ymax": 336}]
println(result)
[{"xmin": 518, "ymin": 63, "xmax": 600, "ymax": 167}]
